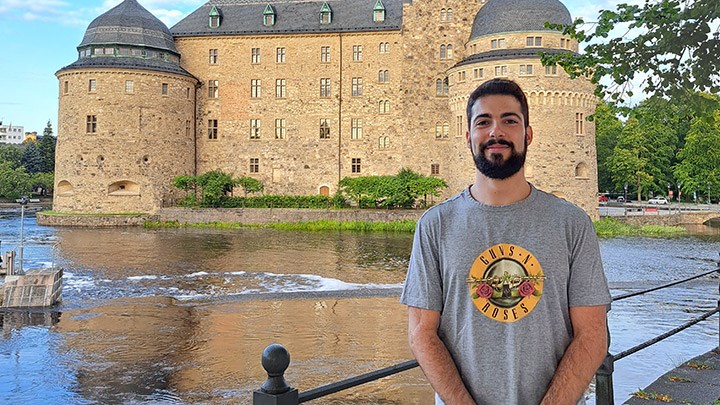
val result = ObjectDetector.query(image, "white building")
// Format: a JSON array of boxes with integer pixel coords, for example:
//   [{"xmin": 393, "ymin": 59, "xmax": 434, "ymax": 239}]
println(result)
[{"xmin": 0, "ymin": 122, "xmax": 25, "ymax": 145}]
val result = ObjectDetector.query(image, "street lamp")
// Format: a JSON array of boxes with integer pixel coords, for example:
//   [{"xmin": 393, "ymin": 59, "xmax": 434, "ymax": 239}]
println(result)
[
  {"xmin": 623, "ymin": 183, "xmax": 628, "ymax": 202},
  {"xmin": 18, "ymin": 195, "xmax": 28, "ymax": 274},
  {"xmin": 708, "ymin": 184, "xmax": 712, "ymax": 204}
]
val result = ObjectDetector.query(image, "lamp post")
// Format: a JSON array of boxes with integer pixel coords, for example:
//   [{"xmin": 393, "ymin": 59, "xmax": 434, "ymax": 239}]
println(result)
[
  {"xmin": 18, "ymin": 195, "xmax": 28, "ymax": 274},
  {"xmin": 709, "ymin": 184, "xmax": 712, "ymax": 204},
  {"xmin": 623, "ymin": 183, "xmax": 628, "ymax": 202}
]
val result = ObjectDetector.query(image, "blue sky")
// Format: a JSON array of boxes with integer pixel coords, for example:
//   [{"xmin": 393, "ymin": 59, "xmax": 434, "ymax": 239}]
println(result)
[{"xmin": 0, "ymin": 0, "xmax": 632, "ymax": 135}]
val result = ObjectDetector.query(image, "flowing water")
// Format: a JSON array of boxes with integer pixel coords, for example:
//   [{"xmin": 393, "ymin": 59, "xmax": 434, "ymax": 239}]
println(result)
[{"xmin": 0, "ymin": 208, "xmax": 718, "ymax": 404}]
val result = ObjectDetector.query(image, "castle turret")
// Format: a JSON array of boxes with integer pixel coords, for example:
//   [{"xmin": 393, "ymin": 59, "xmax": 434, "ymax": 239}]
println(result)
[
  {"xmin": 55, "ymin": 0, "xmax": 198, "ymax": 213},
  {"xmin": 447, "ymin": 0, "xmax": 599, "ymax": 216}
]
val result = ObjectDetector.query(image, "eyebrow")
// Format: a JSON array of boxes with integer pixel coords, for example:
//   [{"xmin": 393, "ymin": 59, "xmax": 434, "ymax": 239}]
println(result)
[{"xmin": 473, "ymin": 112, "xmax": 522, "ymax": 124}]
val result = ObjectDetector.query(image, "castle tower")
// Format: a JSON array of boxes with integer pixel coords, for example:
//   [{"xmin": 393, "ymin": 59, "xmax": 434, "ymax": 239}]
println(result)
[
  {"xmin": 446, "ymin": 0, "xmax": 599, "ymax": 217},
  {"xmin": 55, "ymin": 0, "xmax": 198, "ymax": 213}
]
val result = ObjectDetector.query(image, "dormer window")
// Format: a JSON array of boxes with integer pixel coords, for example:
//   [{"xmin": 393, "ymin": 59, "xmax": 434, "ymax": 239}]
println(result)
[
  {"xmin": 263, "ymin": 4, "xmax": 276, "ymax": 26},
  {"xmin": 373, "ymin": 0, "xmax": 386, "ymax": 22},
  {"xmin": 320, "ymin": 1, "xmax": 332, "ymax": 24},
  {"xmin": 209, "ymin": 6, "xmax": 221, "ymax": 28}
]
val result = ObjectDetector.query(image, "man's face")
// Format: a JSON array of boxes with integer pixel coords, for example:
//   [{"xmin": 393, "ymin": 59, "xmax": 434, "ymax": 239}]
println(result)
[{"xmin": 465, "ymin": 94, "xmax": 533, "ymax": 179}]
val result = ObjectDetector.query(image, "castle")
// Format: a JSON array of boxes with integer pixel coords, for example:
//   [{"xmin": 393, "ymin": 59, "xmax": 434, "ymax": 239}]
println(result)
[{"xmin": 54, "ymin": 0, "xmax": 598, "ymax": 217}]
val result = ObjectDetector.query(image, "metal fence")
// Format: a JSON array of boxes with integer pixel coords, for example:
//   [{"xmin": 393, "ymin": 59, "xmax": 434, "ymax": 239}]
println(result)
[{"xmin": 253, "ymin": 266, "xmax": 720, "ymax": 404}]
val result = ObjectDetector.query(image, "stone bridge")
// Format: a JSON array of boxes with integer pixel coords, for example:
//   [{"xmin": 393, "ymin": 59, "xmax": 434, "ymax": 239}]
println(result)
[{"xmin": 616, "ymin": 211, "xmax": 720, "ymax": 226}]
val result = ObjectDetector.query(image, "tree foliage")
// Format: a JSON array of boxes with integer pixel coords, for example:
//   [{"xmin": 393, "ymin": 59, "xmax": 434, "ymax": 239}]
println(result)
[
  {"xmin": 236, "ymin": 176, "xmax": 264, "ymax": 196},
  {"xmin": 338, "ymin": 168, "xmax": 447, "ymax": 208},
  {"xmin": 0, "ymin": 162, "xmax": 33, "ymax": 199},
  {"xmin": 38, "ymin": 124, "xmax": 56, "ymax": 173},
  {"xmin": 20, "ymin": 142, "xmax": 43, "ymax": 174},
  {"xmin": 594, "ymin": 102, "xmax": 623, "ymax": 193},
  {"xmin": 0, "ymin": 145, "xmax": 23, "ymax": 169},
  {"xmin": 673, "ymin": 111, "xmax": 720, "ymax": 200},
  {"xmin": 542, "ymin": 0, "xmax": 720, "ymax": 107},
  {"xmin": 171, "ymin": 171, "xmax": 265, "ymax": 207}
]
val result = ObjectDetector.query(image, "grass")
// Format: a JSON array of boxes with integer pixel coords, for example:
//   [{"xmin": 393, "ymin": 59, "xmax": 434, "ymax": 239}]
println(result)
[
  {"xmin": 41, "ymin": 211, "xmax": 148, "ymax": 216},
  {"xmin": 143, "ymin": 219, "xmax": 417, "ymax": 232},
  {"xmin": 667, "ymin": 375, "xmax": 692, "ymax": 383},
  {"xmin": 685, "ymin": 361, "xmax": 714, "ymax": 370},
  {"xmin": 631, "ymin": 389, "xmax": 673, "ymax": 402},
  {"xmin": 593, "ymin": 218, "xmax": 687, "ymax": 238}
]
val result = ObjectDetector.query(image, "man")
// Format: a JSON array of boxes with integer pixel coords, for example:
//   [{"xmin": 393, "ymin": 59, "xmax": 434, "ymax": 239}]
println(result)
[{"xmin": 400, "ymin": 79, "xmax": 611, "ymax": 404}]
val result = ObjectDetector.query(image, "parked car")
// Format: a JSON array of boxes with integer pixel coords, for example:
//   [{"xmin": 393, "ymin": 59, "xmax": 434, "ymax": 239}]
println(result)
[
  {"xmin": 616, "ymin": 196, "xmax": 626, "ymax": 203},
  {"xmin": 648, "ymin": 197, "xmax": 668, "ymax": 205},
  {"xmin": 598, "ymin": 195, "xmax": 609, "ymax": 202}
]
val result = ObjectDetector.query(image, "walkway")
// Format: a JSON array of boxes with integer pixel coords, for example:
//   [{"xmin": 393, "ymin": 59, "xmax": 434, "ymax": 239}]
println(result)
[{"xmin": 624, "ymin": 347, "xmax": 720, "ymax": 404}]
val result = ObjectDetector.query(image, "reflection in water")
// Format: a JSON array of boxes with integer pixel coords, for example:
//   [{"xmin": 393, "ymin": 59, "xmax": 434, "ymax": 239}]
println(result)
[{"xmin": 0, "ymin": 211, "xmax": 718, "ymax": 404}]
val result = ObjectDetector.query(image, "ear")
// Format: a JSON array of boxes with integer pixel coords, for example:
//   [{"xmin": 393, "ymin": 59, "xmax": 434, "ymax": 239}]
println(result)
[
  {"xmin": 525, "ymin": 125, "xmax": 533, "ymax": 146},
  {"xmin": 465, "ymin": 129, "xmax": 471, "ymax": 150}
]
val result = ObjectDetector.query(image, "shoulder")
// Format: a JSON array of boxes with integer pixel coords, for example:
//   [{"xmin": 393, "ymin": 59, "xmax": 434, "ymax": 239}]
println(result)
[
  {"xmin": 417, "ymin": 189, "xmax": 468, "ymax": 228},
  {"xmin": 533, "ymin": 188, "xmax": 592, "ymax": 223}
]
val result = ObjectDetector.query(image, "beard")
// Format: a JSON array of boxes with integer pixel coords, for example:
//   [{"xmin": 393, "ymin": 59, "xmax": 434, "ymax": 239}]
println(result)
[{"xmin": 472, "ymin": 138, "xmax": 527, "ymax": 180}]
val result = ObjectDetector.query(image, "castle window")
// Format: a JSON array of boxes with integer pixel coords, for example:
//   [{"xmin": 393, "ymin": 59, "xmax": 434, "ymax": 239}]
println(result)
[
  {"xmin": 320, "ymin": 78, "xmax": 331, "ymax": 97},
  {"xmin": 351, "ymin": 119, "xmax": 362, "ymax": 140},
  {"xmin": 125, "ymin": 80, "xmax": 134, "ymax": 93},
  {"xmin": 431, "ymin": 163, "xmax": 440, "ymax": 175},
  {"xmin": 208, "ymin": 119, "xmax": 218, "ymax": 139},
  {"xmin": 161, "ymin": 83, "xmax": 168, "ymax": 95},
  {"xmin": 63, "ymin": 81, "xmax": 68, "ymax": 95},
  {"xmin": 447, "ymin": 8, "xmax": 453, "ymax": 21},
  {"xmin": 519, "ymin": 64, "xmax": 534, "ymax": 75},
  {"xmin": 575, "ymin": 162, "xmax": 589, "ymax": 178},
  {"xmin": 263, "ymin": 4, "xmax": 276, "ymax": 26},
  {"xmin": 435, "ymin": 122, "xmax": 443, "ymax": 138},
  {"xmin": 250, "ymin": 158, "xmax": 259, "ymax": 173},
  {"xmin": 373, "ymin": 0, "xmax": 386, "ymax": 22},
  {"xmin": 252, "ymin": 48, "xmax": 261, "ymax": 64},
  {"xmin": 276, "ymin": 47, "xmax": 286, "ymax": 63},
  {"xmin": 494, "ymin": 65, "xmax": 508, "ymax": 77},
  {"xmin": 379, "ymin": 42, "xmax": 389, "ymax": 53},
  {"xmin": 275, "ymin": 118, "xmax": 286, "ymax": 139},
  {"xmin": 209, "ymin": 49, "xmax": 218, "ymax": 64},
  {"xmin": 378, "ymin": 70, "xmax": 389, "ymax": 83},
  {"xmin": 208, "ymin": 80, "xmax": 219, "ymax": 98},
  {"xmin": 321, "ymin": 46, "xmax": 330, "ymax": 63},
  {"xmin": 435, "ymin": 78, "xmax": 449, "ymax": 96},
  {"xmin": 131, "ymin": 48, "xmax": 143, "ymax": 57},
  {"xmin": 351, "ymin": 158, "xmax": 361, "ymax": 173},
  {"xmin": 473, "ymin": 68, "xmax": 484, "ymax": 79},
  {"xmin": 353, "ymin": 45, "xmax": 363, "ymax": 62},
  {"xmin": 545, "ymin": 65, "xmax": 558, "ymax": 75},
  {"xmin": 86, "ymin": 115, "xmax": 97, "ymax": 134},
  {"xmin": 457, "ymin": 115, "xmax": 463, "ymax": 136},
  {"xmin": 560, "ymin": 38, "xmax": 572, "ymax": 49},
  {"xmin": 351, "ymin": 77, "xmax": 363, "ymax": 96},
  {"xmin": 251, "ymin": 79, "xmax": 261, "ymax": 98},
  {"xmin": 447, "ymin": 44, "xmax": 453, "ymax": 58},
  {"xmin": 250, "ymin": 119, "xmax": 261, "ymax": 139},
  {"xmin": 440, "ymin": 8, "xmax": 447, "ymax": 22},
  {"xmin": 379, "ymin": 100, "xmax": 390, "ymax": 114},
  {"xmin": 526, "ymin": 36, "xmax": 542, "ymax": 47},
  {"xmin": 320, "ymin": 1, "xmax": 332, "ymax": 24},
  {"xmin": 275, "ymin": 79, "xmax": 286, "ymax": 98},
  {"xmin": 378, "ymin": 136, "xmax": 389, "ymax": 149},
  {"xmin": 458, "ymin": 71, "xmax": 466, "ymax": 82},
  {"xmin": 491, "ymin": 38, "xmax": 506, "ymax": 49},
  {"xmin": 108, "ymin": 181, "xmax": 140, "ymax": 196},
  {"xmin": 209, "ymin": 6, "xmax": 221, "ymax": 28},
  {"xmin": 320, "ymin": 119, "xmax": 330, "ymax": 139},
  {"xmin": 186, "ymin": 87, "xmax": 191, "ymax": 98},
  {"xmin": 440, "ymin": 45, "xmax": 446, "ymax": 59},
  {"xmin": 575, "ymin": 113, "xmax": 585, "ymax": 134},
  {"xmin": 88, "ymin": 79, "xmax": 96, "ymax": 92}
]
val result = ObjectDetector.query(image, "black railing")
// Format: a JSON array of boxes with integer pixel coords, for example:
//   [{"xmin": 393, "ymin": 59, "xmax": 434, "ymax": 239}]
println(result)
[{"xmin": 253, "ymin": 266, "xmax": 720, "ymax": 404}]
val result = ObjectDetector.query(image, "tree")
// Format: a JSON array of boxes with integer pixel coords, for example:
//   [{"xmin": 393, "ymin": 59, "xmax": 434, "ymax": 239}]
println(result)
[
  {"xmin": 38, "ymin": 120, "xmax": 56, "ymax": 173},
  {"xmin": 607, "ymin": 118, "xmax": 656, "ymax": 201},
  {"xmin": 235, "ymin": 176, "xmax": 264, "ymax": 196},
  {"xmin": 673, "ymin": 112, "xmax": 720, "ymax": 202},
  {"xmin": 20, "ymin": 142, "xmax": 43, "ymax": 174},
  {"xmin": 594, "ymin": 102, "xmax": 623, "ymax": 193},
  {"xmin": 0, "ymin": 145, "xmax": 23, "ymax": 169},
  {"xmin": 32, "ymin": 172, "xmax": 55, "ymax": 195},
  {"xmin": 43, "ymin": 120, "xmax": 53, "ymax": 138},
  {"xmin": 0, "ymin": 162, "xmax": 33, "ymax": 199},
  {"xmin": 542, "ymin": 0, "xmax": 720, "ymax": 107},
  {"xmin": 338, "ymin": 168, "xmax": 447, "ymax": 208}
]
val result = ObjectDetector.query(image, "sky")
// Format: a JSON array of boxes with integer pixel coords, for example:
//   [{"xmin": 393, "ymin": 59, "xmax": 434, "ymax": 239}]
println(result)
[{"xmin": 0, "ymin": 0, "xmax": 638, "ymax": 135}]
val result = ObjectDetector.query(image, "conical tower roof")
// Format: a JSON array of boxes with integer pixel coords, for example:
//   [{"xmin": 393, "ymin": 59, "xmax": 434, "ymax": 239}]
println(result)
[{"xmin": 79, "ymin": 0, "xmax": 178, "ymax": 54}]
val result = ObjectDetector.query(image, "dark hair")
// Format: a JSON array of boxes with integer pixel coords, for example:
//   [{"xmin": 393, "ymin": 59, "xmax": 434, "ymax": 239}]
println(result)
[{"xmin": 466, "ymin": 79, "xmax": 529, "ymax": 130}]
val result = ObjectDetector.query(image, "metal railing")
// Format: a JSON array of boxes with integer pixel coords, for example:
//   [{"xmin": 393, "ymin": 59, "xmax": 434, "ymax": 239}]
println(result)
[{"xmin": 253, "ymin": 266, "xmax": 720, "ymax": 404}]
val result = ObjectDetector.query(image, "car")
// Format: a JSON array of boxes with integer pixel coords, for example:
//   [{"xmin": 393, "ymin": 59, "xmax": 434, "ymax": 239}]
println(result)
[
  {"xmin": 598, "ymin": 195, "xmax": 609, "ymax": 202},
  {"xmin": 616, "ymin": 196, "xmax": 626, "ymax": 203},
  {"xmin": 648, "ymin": 197, "xmax": 668, "ymax": 205}
]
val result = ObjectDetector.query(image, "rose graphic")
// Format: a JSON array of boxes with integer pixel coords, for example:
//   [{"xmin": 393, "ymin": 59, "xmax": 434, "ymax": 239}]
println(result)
[
  {"xmin": 476, "ymin": 283, "xmax": 493, "ymax": 299},
  {"xmin": 518, "ymin": 281, "xmax": 535, "ymax": 297}
]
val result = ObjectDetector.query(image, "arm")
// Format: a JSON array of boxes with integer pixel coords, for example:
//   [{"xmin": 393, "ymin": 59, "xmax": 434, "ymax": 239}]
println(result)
[
  {"xmin": 540, "ymin": 305, "xmax": 608, "ymax": 405},
  {"xmin": 408, "ymin": 306, "xmax": 476, "ymax": 405}
]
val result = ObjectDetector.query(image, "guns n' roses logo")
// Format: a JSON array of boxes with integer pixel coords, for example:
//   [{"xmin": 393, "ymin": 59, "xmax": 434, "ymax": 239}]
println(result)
[{"xmin": 467, "ymin": 243, "xmax": 545, "ymax": 323}]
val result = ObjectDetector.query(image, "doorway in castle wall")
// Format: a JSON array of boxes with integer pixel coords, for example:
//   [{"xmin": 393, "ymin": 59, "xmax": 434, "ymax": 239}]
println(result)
[{"xmin": 319, "ymin": 186, "xmax": 330, "ymax": 196}]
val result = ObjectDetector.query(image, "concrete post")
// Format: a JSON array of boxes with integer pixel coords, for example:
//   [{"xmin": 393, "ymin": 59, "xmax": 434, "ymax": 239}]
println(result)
[
  {"xmin": 253, "ymin": 344, "xmax": 299, "ymax": 405},
  {"xmin": 595, "ymin": 354, "xmax": 614, "ymax": 405}
]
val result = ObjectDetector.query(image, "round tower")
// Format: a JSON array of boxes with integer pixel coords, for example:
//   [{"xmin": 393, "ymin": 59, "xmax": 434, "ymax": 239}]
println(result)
[
  {"xmin": 446, "ymin": 0, "xmax": 599, "ymax": 217},
  {"xmin": 55, "ymin": 0, "xmax": 197, "ymax": 214}
]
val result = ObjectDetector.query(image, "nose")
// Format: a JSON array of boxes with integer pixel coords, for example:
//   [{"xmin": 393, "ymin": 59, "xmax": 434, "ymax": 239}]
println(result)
[{"xmin": 489, "ymin": 123, "xmax": 504, "ymax": 138}]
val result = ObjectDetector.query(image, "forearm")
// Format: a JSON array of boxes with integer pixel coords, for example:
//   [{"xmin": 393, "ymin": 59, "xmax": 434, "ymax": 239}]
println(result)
[
  {"xmin": 541, "ymin": 323, "xmax": 607, "ymax": 404},
  {"xmin": 409, "ymin": 328, "xmax": 475, "ymax": 404}
]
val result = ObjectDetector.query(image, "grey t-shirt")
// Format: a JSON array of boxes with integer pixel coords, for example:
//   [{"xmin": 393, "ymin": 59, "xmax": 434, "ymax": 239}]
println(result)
[{"xmin": 400, "ymin": 186, "xmax": 611, "ymax": 404}]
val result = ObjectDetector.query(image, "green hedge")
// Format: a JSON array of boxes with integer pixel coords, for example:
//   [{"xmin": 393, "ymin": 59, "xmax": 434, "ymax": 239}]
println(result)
[{"xmin": 219, "ymin": 194, "xmax": 345, "ymax": 209}]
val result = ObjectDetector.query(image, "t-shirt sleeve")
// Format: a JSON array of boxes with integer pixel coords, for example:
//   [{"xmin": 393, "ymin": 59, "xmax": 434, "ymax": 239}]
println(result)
[
  {"xmin": 400, "ymin": 214, "xmax": 444, "ymax": 312},
  {"xmin": 567, "ymin": 214, "xmax": 612, "ymax": 308}
]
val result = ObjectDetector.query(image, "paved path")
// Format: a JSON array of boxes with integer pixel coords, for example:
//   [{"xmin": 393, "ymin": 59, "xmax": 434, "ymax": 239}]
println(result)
[{"xmin": 624, "ymin": 347, "xmax": 720, "ymax": 405}]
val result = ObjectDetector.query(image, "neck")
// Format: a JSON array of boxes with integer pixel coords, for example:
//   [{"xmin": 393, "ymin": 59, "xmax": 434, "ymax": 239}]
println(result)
[{"xmin": 470, "ymin": 170, "xmax": 531, "ymax": 206}]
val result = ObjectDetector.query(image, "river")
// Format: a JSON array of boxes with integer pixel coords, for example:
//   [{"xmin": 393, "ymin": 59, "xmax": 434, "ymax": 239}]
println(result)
[{"xmin": 0, "ymin": 208, "xmax": 718, "ymax": 404}]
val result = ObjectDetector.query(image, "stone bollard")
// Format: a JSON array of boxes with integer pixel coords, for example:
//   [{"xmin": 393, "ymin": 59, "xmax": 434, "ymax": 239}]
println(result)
[
  {"xmin": 595, "ymin": 354, "xmax": 615, "ymax": 405},
  {"xmin": 253, "ymin": 344, "xmax": 299, "ymax": 405}
]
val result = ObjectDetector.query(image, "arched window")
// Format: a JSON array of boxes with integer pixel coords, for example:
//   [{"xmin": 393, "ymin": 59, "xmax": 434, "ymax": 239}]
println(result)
[
  {"xmin": 440, "ymin": 44, "xmax": 446, "ymax": 59},
  {"xmin": 57, "ymin": 180, "xmax": 74, "ymax": 196},
  {"xmin": 319, "ymin": 186, "xmax": 330, "ymax": 196},
  {"xmin": 378, "ymin": 70, "xmax": 389, "ymax": 82},
  {"xmin": 378, "ymin": 136, "xmax": 390, "ymax": 149},
  {"xmin": 447, "ymin": 44, "xmax": 453, "ymax": 59},
  {"xmin": 436, "ymin": 79, "xmax": 443, "ymax": 96},
  {"xmin": 379, "ymin": 100, "xmax": 390, "ymax": 114},
  {"xmin": 435, "ymin": 122, "xmax": 443, "ymax": 138},
  {"xmin": 443, "ymin": 77, "xmax": 449, "ymax": 95},
  {"xmin": 443, "ymin": 121, "xmax": 449, "ymax": 137},
  {"xmin": 447, "ymin": 8, "xmax": 453, "ymax": 21},
  {"xmin": 440, "ymin": 8, "xmax": 447, "ymax": 22}
]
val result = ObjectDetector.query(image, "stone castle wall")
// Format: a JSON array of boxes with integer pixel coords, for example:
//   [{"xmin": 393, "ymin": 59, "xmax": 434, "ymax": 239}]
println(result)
[{"xmin": 55, "ymin": 68, "xmax": 197, "ymax": 213}]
